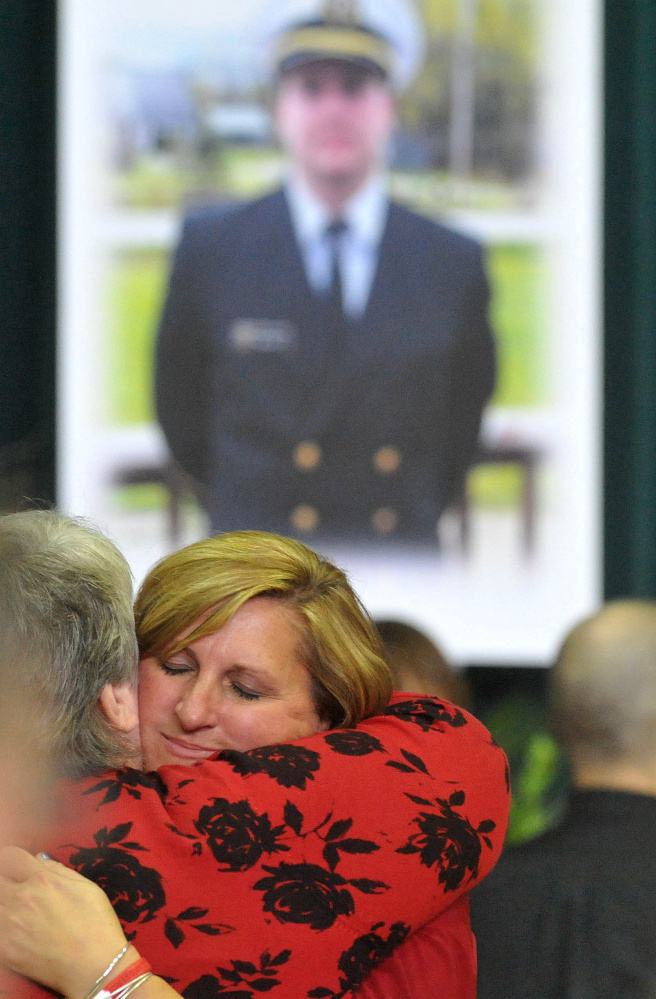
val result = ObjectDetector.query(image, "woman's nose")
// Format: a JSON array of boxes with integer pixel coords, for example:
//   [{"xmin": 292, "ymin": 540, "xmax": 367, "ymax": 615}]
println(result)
[{"xmin": 175, "ymin": 677, "xmax": 222, "ymax": 730}]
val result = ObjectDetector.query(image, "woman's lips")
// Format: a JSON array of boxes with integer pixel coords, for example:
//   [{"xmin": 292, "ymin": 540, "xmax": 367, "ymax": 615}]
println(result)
[{"xmin": 162, "ymin": 734, "xmax": 220, "ymax": 760}]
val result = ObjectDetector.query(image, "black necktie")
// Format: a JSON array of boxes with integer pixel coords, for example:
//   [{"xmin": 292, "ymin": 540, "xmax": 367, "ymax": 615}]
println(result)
[
  {"xmin": 300, "ymin": 221, "xmax": 349, "ymax": 430},
  {"xmin": 325, "ymin": 219, "xmax": 348, "ymax": 316}
]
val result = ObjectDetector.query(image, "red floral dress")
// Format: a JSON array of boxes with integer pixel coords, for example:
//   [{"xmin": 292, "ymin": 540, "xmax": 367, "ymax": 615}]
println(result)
[{"xmin": 15, "ymin": 695, "xmax": 509, "ymax": 998}]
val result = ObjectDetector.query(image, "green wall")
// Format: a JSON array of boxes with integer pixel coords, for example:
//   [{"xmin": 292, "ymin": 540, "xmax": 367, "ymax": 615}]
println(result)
[
  {"xmin": 604, "ymin": 0, "xmax": 656, "ymax": 597},
  {"xmin": 0, "ymin": 1, "xmax": 56, "ymax": 507}
]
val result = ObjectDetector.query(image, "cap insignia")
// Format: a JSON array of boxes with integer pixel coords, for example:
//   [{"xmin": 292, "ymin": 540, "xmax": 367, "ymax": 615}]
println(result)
[{"xmin": 321, "ymin": 0, "xmax": 361, "ymax": 28}]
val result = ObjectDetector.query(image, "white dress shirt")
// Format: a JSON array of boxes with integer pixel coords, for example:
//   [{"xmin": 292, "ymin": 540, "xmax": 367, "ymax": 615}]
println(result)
[{"xmin": 284, "ymin": 172, "xmax": 389, "ymax": 319}]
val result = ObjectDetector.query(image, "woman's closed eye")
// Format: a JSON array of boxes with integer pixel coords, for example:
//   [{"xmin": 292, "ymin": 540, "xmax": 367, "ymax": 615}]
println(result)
[
  {"xmin": 158, "ymin": 658, "xmax": 263, "ymax": 699},
  {"xmin": 160, "ymin": 659, "xmax": 195, "ymax": 676},
  {"xmin": 230, "ymin": 681, "xmax": 262, "ymax": 702}
]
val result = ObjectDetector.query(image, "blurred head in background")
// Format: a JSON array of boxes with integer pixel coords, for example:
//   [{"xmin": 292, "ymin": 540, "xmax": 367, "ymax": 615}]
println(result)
[
  {"xmin": 375, "ymin": 619, "xmax": 470, "ymax": 708},
  {"xmin": 551, "ymin": 600, "xmax": 656, "ymax": 795}
]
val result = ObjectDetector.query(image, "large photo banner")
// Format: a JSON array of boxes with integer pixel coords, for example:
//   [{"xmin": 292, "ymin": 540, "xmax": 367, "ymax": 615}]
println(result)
[{"xmin": 58, "ymin": 0, "xmax": 602, "ymax": 664}]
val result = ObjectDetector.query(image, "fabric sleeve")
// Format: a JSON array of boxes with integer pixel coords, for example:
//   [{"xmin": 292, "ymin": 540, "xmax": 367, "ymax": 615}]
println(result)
[
  {"xmin": 46, "ymin": 696, "xmax": 509, "ymax": 998},
  {"xmin": 354, "ymin": 895, "xmax": 476, "ymax": 999}
]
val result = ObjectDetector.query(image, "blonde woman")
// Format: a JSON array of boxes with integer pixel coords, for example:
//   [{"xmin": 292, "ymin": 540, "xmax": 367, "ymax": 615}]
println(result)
[{"xmin": 0, "ymin": 528, "xmax": 509, "ymax": 999}]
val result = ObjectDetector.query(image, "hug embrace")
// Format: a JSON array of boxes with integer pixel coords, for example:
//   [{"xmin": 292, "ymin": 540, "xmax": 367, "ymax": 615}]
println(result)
[{"xmin": 0, "ymin": 515, "xmax": 509, "ymax": 999}]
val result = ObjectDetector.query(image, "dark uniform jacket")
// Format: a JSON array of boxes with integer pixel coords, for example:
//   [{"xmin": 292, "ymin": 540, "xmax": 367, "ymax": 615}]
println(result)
[
  {"xmin": 156, "ymin": 188, "xmax": 495, "ymax": 541},
  {"xmin": 470, "ymin": 790, "xmax": 656, "ymax": 999}
]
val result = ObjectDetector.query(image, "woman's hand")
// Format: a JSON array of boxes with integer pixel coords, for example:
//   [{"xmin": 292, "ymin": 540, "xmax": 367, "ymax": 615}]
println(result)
[{"xmin": 0, "ymin": 846, "xmax": 134, "ymax": 999}]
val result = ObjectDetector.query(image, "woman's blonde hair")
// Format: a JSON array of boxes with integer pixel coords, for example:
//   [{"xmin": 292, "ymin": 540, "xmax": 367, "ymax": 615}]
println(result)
[{"xmin": 134, "ymin": 531, "xmax": 392, "ymax": 727}]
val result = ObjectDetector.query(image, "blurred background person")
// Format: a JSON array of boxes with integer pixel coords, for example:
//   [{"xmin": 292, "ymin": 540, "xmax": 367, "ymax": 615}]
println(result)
[
  {"xmin": 470, "ymin": 601, "xmax": 656, "ymax": 999},
  {"xmin": 156, "ymin": 0, "xmax": 495, "ymax": 545},
  {"xmin": 376, "ymin": 618, "xmax": 470, "ymax": 707}
]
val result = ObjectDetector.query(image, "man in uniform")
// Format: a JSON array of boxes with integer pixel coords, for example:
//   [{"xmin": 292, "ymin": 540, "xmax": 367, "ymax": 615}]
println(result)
[{"xmin": 156, "ymin": 0, "xmax": 496, "ymax": 543}]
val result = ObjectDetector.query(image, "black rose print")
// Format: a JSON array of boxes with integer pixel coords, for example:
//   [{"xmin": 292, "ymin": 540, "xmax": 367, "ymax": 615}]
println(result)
[
  {"xmin": 337, "ymin": 921, "xmax": 410, "ymax": 989},
  {"xmin": 182, "ymin": 949, "xmax": 291, "ymax": 998},
  {"xmin": 254, "ymin": 862, "xmax": 356, "ymax": 930},
  {"xmin": 384, "ymin": 697, "xmax": 467, "ymax": 732},
  {"xmin": 386, "ymin": 747, "xmax": 431, "ymax": 776},
  {"xmin": 218, "ymin": 744, "xmax": 321, "ymax": 790},
  {"xmin": 319, "ymin": 817, "xmax": 381, "ymax": 874},
  {"xmin": 182, "ymin": 976, "xmax": 242, "ymax": 999},
  {"xmin": 397, "ymin": 789, "xmax": 497, "ymax": 891},
  {"xmin": 308, "ymin": 921, "xmax": 411, "ymax": 998},
  {"xmin": 182, "ymin": 978, "xmax": 227, "ymax": 999},
  {"xmin": 83, "ymin": 768, "xmax": 168, "ymax": 806},
  {"xmin": 194, "ymin": 798, "xmax": 289, "ymax": 872},
  {"xmin": 68, "ymin": 823, "xmax": 165, "ymax": 924},
  {"xmin": 163, "ymin": 906, "xmax": 235, "ymax": 949},
  {"xmin": 323, "ymin": 731, "xmax": 385, "ymax": 757},
  {"xmin": 278, "ymin": 806, "xmax": 386, "ymax": 883}
]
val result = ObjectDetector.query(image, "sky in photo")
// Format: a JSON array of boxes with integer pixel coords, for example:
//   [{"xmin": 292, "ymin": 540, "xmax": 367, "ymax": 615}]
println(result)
[{"xmin": 107, "ymin": 0, "xmax": 272, "ymax": 78}]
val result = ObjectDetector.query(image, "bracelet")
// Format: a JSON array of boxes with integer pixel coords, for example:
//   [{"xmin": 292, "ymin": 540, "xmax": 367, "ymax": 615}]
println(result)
[
  {"xmin": 83, "ymin": 943, "xmax": 130, "ymax": 999},
  {"xmin": 98, "ymin": 972, "xmax": 152, "ymax": 999},
  {"xmin": 96, "ymin": 959, "xmax": 152, "ymax": 999}
]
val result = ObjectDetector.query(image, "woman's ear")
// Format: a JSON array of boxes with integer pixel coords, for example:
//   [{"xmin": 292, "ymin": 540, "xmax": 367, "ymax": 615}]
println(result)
[{"xmin": 98, "ymin": 681, "xmax": 139, "ymax": 734}]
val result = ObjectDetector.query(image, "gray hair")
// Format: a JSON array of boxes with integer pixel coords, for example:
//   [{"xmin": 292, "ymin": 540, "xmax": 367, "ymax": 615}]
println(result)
[
  {"xmin": 0, "ymin": 511, "xmax": 138, "ymax": 777},
  {"xmin": 551, "ymin": 600, "xmax": 656, "ymax": 770}
]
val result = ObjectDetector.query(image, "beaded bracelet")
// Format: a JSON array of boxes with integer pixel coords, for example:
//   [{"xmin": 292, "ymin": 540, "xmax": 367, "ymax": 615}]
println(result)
[{"xmin": 83, "ymin": 944, "xmax": 130, "ymax": 999}]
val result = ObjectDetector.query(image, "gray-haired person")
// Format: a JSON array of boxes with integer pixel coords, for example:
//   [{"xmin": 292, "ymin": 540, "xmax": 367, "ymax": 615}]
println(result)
[
  {"xmin": 471, "ymin": 600, "xmax": 656, "ymax": 999},
  {"xmin": 0, "ymin": 510, "xmax": 140, "ymax": 783}
]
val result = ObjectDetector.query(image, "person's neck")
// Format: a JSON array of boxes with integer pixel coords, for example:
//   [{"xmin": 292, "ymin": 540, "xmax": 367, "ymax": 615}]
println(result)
[
  {"xmin": 575, "ymin": 760, "xmax": 656, "ymax": 797},
  {"xmin": 302, "ymin": 170, "xmax": 371, "ymax": 215}
]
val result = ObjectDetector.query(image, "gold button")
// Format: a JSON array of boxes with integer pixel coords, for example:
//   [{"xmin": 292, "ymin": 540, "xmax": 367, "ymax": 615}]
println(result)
[
  {"xmin": 294, "ymin": 441, "xmax": 322, "ymax": 471},
  {"xmin": 290, "ymin": 505, "xmax": 320, "ymax": 533},
  {"xmin": 371, "ymin": 508, "xmax": 398, "ymax": 534},
  {"xmin": 374, "ymin": 446, "xmax": 401, "ymax": 474}
]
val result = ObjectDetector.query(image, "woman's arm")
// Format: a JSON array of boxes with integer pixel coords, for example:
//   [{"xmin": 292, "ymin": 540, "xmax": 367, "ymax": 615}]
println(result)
[
  {"xmin": 5, "ymin": 697, "xmax": 509, "ymax": 998},
  {"xmin": 0, "ymin": 850, "xmax": 178, "ymax": 999}
]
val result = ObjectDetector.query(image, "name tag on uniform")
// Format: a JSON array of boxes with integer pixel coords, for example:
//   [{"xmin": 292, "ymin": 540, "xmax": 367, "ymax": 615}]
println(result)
[{"xmin": 227, "ymin": 319, "xmax": 298, "ymax": 352}]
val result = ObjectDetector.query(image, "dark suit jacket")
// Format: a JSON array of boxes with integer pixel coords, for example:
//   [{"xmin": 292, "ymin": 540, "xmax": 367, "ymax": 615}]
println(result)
[
  {"xmin": 156, "ymin": 188, "xmax": 495, "ymax": 540},
  {"xmin": 470, "ymin": 790, "xmax": 656, "ymax": 999}
]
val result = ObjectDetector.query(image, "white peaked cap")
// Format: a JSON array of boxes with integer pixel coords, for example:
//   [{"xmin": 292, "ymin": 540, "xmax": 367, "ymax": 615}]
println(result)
[{"xmin": 260, "ymin": 0, "xmax": 425, "ymax": 91}]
